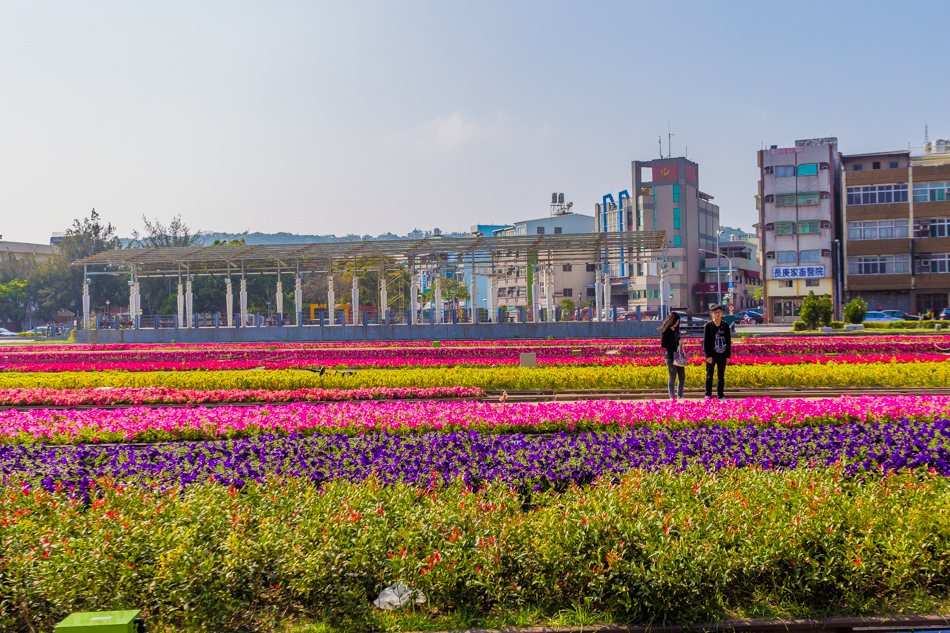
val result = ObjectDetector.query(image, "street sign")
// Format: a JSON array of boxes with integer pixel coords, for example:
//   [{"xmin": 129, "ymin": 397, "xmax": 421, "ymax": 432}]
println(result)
[
  {"xmin": 729, "ymin": 305, "xmax": 735, "ymax": 313},
  {"xmin": 728, "ymin": 281, "xmax": 735, "ymax": 289}
]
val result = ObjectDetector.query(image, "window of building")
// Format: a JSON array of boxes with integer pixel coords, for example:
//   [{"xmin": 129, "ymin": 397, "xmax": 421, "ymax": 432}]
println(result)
[
  {"xmin": 847, "ymin": 220, "xmax": 910, "ymax": 240},
  {"xmin": 775, "ymin": 165, "xmax": 795, "ymax": 178},
  {"xmin": 672, "ymin": 261, "xmax": 679, "ymax": 268},
  {"xmin": 562, "ymin": 288, "xmax": 572, "ymax": 297},
  {"xmin": 673, "ymin": 184, "xmax": 680, "ymax": 203},
  {"xmin": 799, "ymin": 249, "xmax": 821, "ymax": 263},
  {"xmin": 537, "ymin": 227, "xmax": 545, "ymax": 235},
  {"xmin": 806, "ymin": 279, "xmax": 821, "ymax": 287},
  {"xmin": 797, "ymin": 163, "xmax": 818, "ymax": 176},
  {"xmin": 872, "ymin": 161, "xmax": 881, "ymax": 170},
  {"xmin": 673, "ymin": 207, "xmax": 680, "ymax": 230},
  {"xmin": 554, "ymin": 226, "xmax": 563, "ymax": 234},
  {"xmin": 777, "ymin": 251, "xmax": 797, "ymax": 264},
  {"xmin": 889, "ymin": 161, "xmax": 899, "ymax": 169},
  {"xmin": 561, "ymin": 263, "xmax": 572, "ymax": 272},
  {"xmin": 852, "ymin": 164, "xmax": 863, "ymax": 171},
  {"xmin": 586, "ymin": 288, "xmax": 596, "ymax": 297},
  {"xmin": 775, "ymin": 192, "xmax": 819, "ymax": 206},
  {"xmin": 913, "ymin": 182, "xmax": 950, "ymax": 203},
  {"xmin": 846, "ymin": 184, "xmax": 909, "ymax": 205},
  {"xmin": 779, "ymin": 280, "xmax": 794, "ymax": 288},
  {"xmin": 799, "ymin": 220, "xmax": 820, "ymax": 234},
  {"xmin": 775, "ymin": 221, "xmax": 795, "ymax": 235},
  {"xmin": 673, "ymin": 234, "xmax": 681, "ymax": 247},
  {"xmin": 848, "ymin": 255, "xmax": 911, "ymax": 275},
  {"xmin": 917, "ymin": 254, "xmax": 950, "ymax": 274},
  {"xmin": 586, "ymin": 263, "xmax": 596, "ymax": 272},
  {"xmin": 916, "ymin": 218, "xmax": 950, "ymax": 238}
]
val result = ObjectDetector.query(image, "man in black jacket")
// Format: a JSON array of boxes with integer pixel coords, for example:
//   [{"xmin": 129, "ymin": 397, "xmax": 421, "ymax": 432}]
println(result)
[{"xmin": 703, "ymin": 304, "xmax": 731, "ymax": 399}]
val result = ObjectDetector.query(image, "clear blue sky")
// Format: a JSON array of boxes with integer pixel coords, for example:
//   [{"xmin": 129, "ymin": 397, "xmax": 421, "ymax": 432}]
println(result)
[{"xmin": 1, "ymin": 1, "xmax": 947, "ymax": 243}]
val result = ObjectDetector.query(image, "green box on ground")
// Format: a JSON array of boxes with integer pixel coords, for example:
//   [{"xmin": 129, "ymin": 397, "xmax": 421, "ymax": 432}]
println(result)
[{"xmin": 54, "ymin": 610, "xmax": 141, "ymax": 633}]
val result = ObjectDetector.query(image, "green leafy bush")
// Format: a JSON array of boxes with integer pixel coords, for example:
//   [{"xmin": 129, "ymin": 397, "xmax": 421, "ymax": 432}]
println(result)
[
  {"xmin": 4, "ymin": 468, "xmax": 950, "ymax": 632},
  {"xmin": 792, "ymin": 321, "xmax": 810, "ymax": 331},
  {"xmin": 844, "ymin": 297, "xmax": 868, "ymax": 324},
  {"xmin": 831, "ymin": 321, "xmax": 844, "ymax": 329}
]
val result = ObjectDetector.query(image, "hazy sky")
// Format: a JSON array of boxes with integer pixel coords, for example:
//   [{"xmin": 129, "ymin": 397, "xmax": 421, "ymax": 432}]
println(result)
[{"xmin": 2, "ymin": 1, "xmax": 947, "ymax": 244}]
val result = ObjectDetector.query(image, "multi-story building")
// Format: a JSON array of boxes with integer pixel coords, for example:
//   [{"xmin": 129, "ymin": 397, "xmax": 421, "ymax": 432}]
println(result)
[
  {"xmin": 617, "ymin": 157, "xmax": 719, "ymax": 315},
  {"xmin": 0, "ymin": 240, "xmax": 57, "ymax": 263},
  {"xmin": 842, "ymin": 140, "xmax": 950, "ymax": 315},
  {"xmin": 491, "ymin": 212, "xmax": 595, "ymax": 318},
  {"xmin": 757, "ymin": 138, "xmax": 841, "ymax": 323},
  {"xmin": 698, "ymin": 233, "xmax": 762, "ymax": 312}
]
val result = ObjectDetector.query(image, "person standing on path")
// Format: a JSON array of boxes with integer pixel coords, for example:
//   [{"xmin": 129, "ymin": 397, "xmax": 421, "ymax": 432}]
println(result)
[
  {"xmin": 703, "ymin": 304, "xmax": 731, "ymax": 399},
  {"xmin": 658, "ymin": 311, "xmax": 685, "ymax": 400}
]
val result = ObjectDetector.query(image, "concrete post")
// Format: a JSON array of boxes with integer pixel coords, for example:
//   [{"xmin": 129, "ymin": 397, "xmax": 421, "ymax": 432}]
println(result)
[
  {"xmin": 275, "ymin": 280, "xmax": 284, "ymax": 325},
  {"xmin": 82, "ymin": 282, "xmax": 90, "ymax": 330},
  {"xmin": 185, "ymin": 279, "xmax": 194, "ymax": 328},
  {"xmin": 379, "ymin": 272, "xmax": 387, "ymax": 325},
  {"xmin": 433, "ymin": 275, "xmax": 442, "ymax": 324},
  {"xmin": 487, "ymin": 276, "xmax": 496, "ymax": 323},
  {"xmin": 594, "ymin": 270, "xmax": 603, "ymax": 322},
  {"xmin": 469, "ymin": 266, "xmax": 478, "ymax": 324},
  {"xmin": 351, "ymin": 275, "xmax": 359, "ymax": 325},
  {"xmin": 295, "ymin": 276, "xmax": 303, "ymax": 325},
  {"xmin": 177, "ymin": 283, "xmax": 185, "ymax": 329},
  {"xmin": 327, "ymin": 275, "xmax": 335, "ymax": 325},
  {"xmin": 240, "ymin": 278, "xmax": 248, "ymax": 328},
  {"xmin": 545, "ymin": 267, "xmax": 554, "ymax": 322},
  {"xmin": 531, "ymin": 272, "xmax": 540, "ymax": 323},
  {"xmin": 602, "ymin": 270, "xmax": 611, "ymax": 321},
  {"xmin": 225, "ymin": 279, "xmax": 234, "ymax": 327},
  {"xmin": 410, "ymin": 273, "xmax": 418, "ymax": 325}
]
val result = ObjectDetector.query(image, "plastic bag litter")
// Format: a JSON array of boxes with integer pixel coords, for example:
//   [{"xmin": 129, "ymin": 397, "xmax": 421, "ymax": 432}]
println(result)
[{"xmin": 372, "ymin": 582, "xmax": 426, "ymax": 610}]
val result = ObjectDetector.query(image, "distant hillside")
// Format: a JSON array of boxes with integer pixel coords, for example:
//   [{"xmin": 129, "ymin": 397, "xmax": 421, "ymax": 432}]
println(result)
[{"xmin": 196, "ymin": 229, "xmax": 471, "ymax": 245}]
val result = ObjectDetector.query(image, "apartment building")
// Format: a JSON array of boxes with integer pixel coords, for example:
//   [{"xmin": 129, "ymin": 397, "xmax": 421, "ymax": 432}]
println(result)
[
  {"xmin": 842, "ymin": 140, "xmax": 950, "ymax": 314},
  {"xmin": 491, "ymin": 213, "xmax": 595, "ymax": 317},
  {"xmin": 698, "ymin": 234, "xmax": 762, "ymax": 312},
  {"xmin": 601, "ymin": 157, "xmax": 721, "ymax": 315},
  {"xmin": 757, "ymin": 138, "xmax": 841, "ymax": 323}
]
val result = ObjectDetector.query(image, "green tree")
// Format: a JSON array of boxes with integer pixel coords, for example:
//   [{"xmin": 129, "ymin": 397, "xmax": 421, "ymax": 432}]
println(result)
[
  {"xmin": 131, "ymin": 215, "xmax": 204, "ymax": 315},
  {"xmin": 844, "ymin": 297, "xmax": 868, "ymax": 324},
  {"xmin": 31, "ymin": 209, "xmax": 124, "ymax": 321},
  {"xmin": 817, "ymin": 294, "xmax": 834, "ymax": 326},
  {"xmin": 752, "ymin": 285, "xmax": 763, "ymax": 303},
  {"xmin": 798, "ymin": 291, "xmax": 820, "ymax": 329},
  {"xmin": 422, "ymin": 277, "xmax": 471, "ymax": 311},
  {"xmin": 0, "ymin": 279, "xmax": 29, "ymax": 330}
]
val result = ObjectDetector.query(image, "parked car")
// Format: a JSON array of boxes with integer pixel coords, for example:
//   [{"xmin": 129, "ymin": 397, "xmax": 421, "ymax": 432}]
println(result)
[
  {"xmin": 734, "ymin": 309, "xmax": 764, "ymax": 324},
  {"xmin": 882, "ymin": 310, "xmax": 921, "ymax": 321},
  {"xmin": 862, "ymin": 311, "xmax": 902, "ymax": 323},
  {"xmin": 0, "ymin": 328, "xmax": 18, "ymax": 337},
  {"xmin": 940, "ymin": 308, "xmax": 950, "ymax": 321}
]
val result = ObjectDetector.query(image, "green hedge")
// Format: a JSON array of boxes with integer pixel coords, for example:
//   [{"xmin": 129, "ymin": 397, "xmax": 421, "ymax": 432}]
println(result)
[{"xmin": 3, "ymin": 468, "xmax": 949, "ymax": 632}]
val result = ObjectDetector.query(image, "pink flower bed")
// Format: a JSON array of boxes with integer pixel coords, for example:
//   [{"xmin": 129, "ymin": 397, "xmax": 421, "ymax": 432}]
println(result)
[
  {"xmin": 0, "ymin": 386, "xmax": 484, "ymax": 407},
  {"xmin": 2, "ymin": 395, "xmax": 948, "ymax": 444}
]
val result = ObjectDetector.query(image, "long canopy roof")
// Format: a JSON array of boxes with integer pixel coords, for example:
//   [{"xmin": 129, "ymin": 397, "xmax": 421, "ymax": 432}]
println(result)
[{"xmin": 72, "ymin": 231, "xmax": 667, "ymax": 275}]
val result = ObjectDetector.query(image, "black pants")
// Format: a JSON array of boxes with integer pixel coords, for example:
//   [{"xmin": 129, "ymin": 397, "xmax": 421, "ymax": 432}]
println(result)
[
  {"xmin": 704, "ymin": 356, "xmax": 727, "ymax": 399},
  {"xmin": 665, "ymin": 353, "xmax": 685, "ymax": 399}
]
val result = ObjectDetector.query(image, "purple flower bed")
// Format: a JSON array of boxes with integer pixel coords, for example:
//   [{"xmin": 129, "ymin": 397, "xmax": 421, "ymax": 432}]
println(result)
[{"xmin": 6, "ymin": 419, "xmax": 949, "ymax": 494}]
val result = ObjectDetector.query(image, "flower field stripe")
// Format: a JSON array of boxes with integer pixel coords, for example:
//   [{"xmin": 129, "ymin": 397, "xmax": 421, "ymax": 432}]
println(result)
[
  {"xmin": 2, "ymin": 395, "xmax": 950, "ymax": 444},
  {"xmin": 5, "ymin": 419, "xmax": 950, "ymax": 490},
  {"xmin": 0, "ymin": 386, "xmax": 484, "ymax": 407},
  {"xmin": 5, "ymin": 468, "xmax": 950, "ymax": 629},
  {"xmin": 1, "ymin": 360, "xmax": 950, "ymax": 390}
]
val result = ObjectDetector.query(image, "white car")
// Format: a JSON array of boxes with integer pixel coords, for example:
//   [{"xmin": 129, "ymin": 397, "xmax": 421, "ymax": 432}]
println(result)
[
  {"xmin": 0, "ymin": 328, "xmax": 19, "ymax": 337},
  {"xmin": 862, "ymin": 311, "xmax": 902, "ymax": 323}
]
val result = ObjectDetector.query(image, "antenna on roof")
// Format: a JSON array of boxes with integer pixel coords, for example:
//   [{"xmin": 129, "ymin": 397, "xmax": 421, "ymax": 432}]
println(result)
[
  {"xmin": 667, "ymin": 122, "xmax": 675, "ymax": 159},
  {"xmin": 925, "ymin": 124, "xmax": 929, "ymax": 143},
  {"xmin": 658, "ymin": 136, "xmax": 662, "ymax": 158}
]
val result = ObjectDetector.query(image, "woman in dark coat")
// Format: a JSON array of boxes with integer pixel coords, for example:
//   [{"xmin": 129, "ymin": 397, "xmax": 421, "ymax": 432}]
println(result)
[{"xmin": 659, "ymin": 311, "xmax": 684, "ymax": 400}]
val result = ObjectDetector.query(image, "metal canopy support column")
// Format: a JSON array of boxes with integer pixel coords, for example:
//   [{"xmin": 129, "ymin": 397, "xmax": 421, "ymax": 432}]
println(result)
[
  {"xmin": 409, "ymin": 270, "xmax": 418, "ymax": 325},
  {"xmin": 176, "ymin": 277, "xmax": 185, "ymax": 329},
  {"xmin": 294, "ymin": 273, "xmax": 303, "ymax": 326},
  {"xmin": 275, "ymin": 279, "xmax": 284, "ymax": 325},
  {"xmin": 327, "ymin": 273, "xmax": 335, "ymax": 325},
  {"xmin": 470, "ymin": 254, "xmax": 478, "ymax": 323},
  {"xmin": 487, "ymin": 253, "xmax": 496, "ymax": 323},
  {"xmin": 545, "ymin": 265, "xmax": 555, "ymax": 322},
  {"xmin": 239, "ymin": 275, "xmax": 248, "ymax": 328},
  {"xmin": 433, "ymin": 273, "xmax": 442, "ymax": 324},
  {"xmin": 594, "ymin": 256, "xmax": 604, "ymax": 322},
  {"xmin": 602, "ymin": 268, "xmax": 611, "ymax": 321},
  {"xmin": 225, "ymin": 277, "xmax": 234, "ymax": 327},
  {"xmin": 185, "ymin": 276, "xmax": 194, "ymax": 328},
  {"xmin": 351, "ymin": 273, "xmax": 359, "ymax": 326},
  {"xmin": 531, "ymin": 268, "xmax": 541, "ymax": 323},
  {"xmin": 82, "ymin": 265, "xmax": 90, "ymax": 330},
  {"xmin": 379, "ymin": 270, "xmax": 388, "ymax": 325}
]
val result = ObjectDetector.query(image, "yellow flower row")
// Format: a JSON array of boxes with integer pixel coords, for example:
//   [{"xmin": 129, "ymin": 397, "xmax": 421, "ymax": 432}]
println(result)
[{"xmin": 1, "ymin": 360, "xmax": 948, "ymax": 391}]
